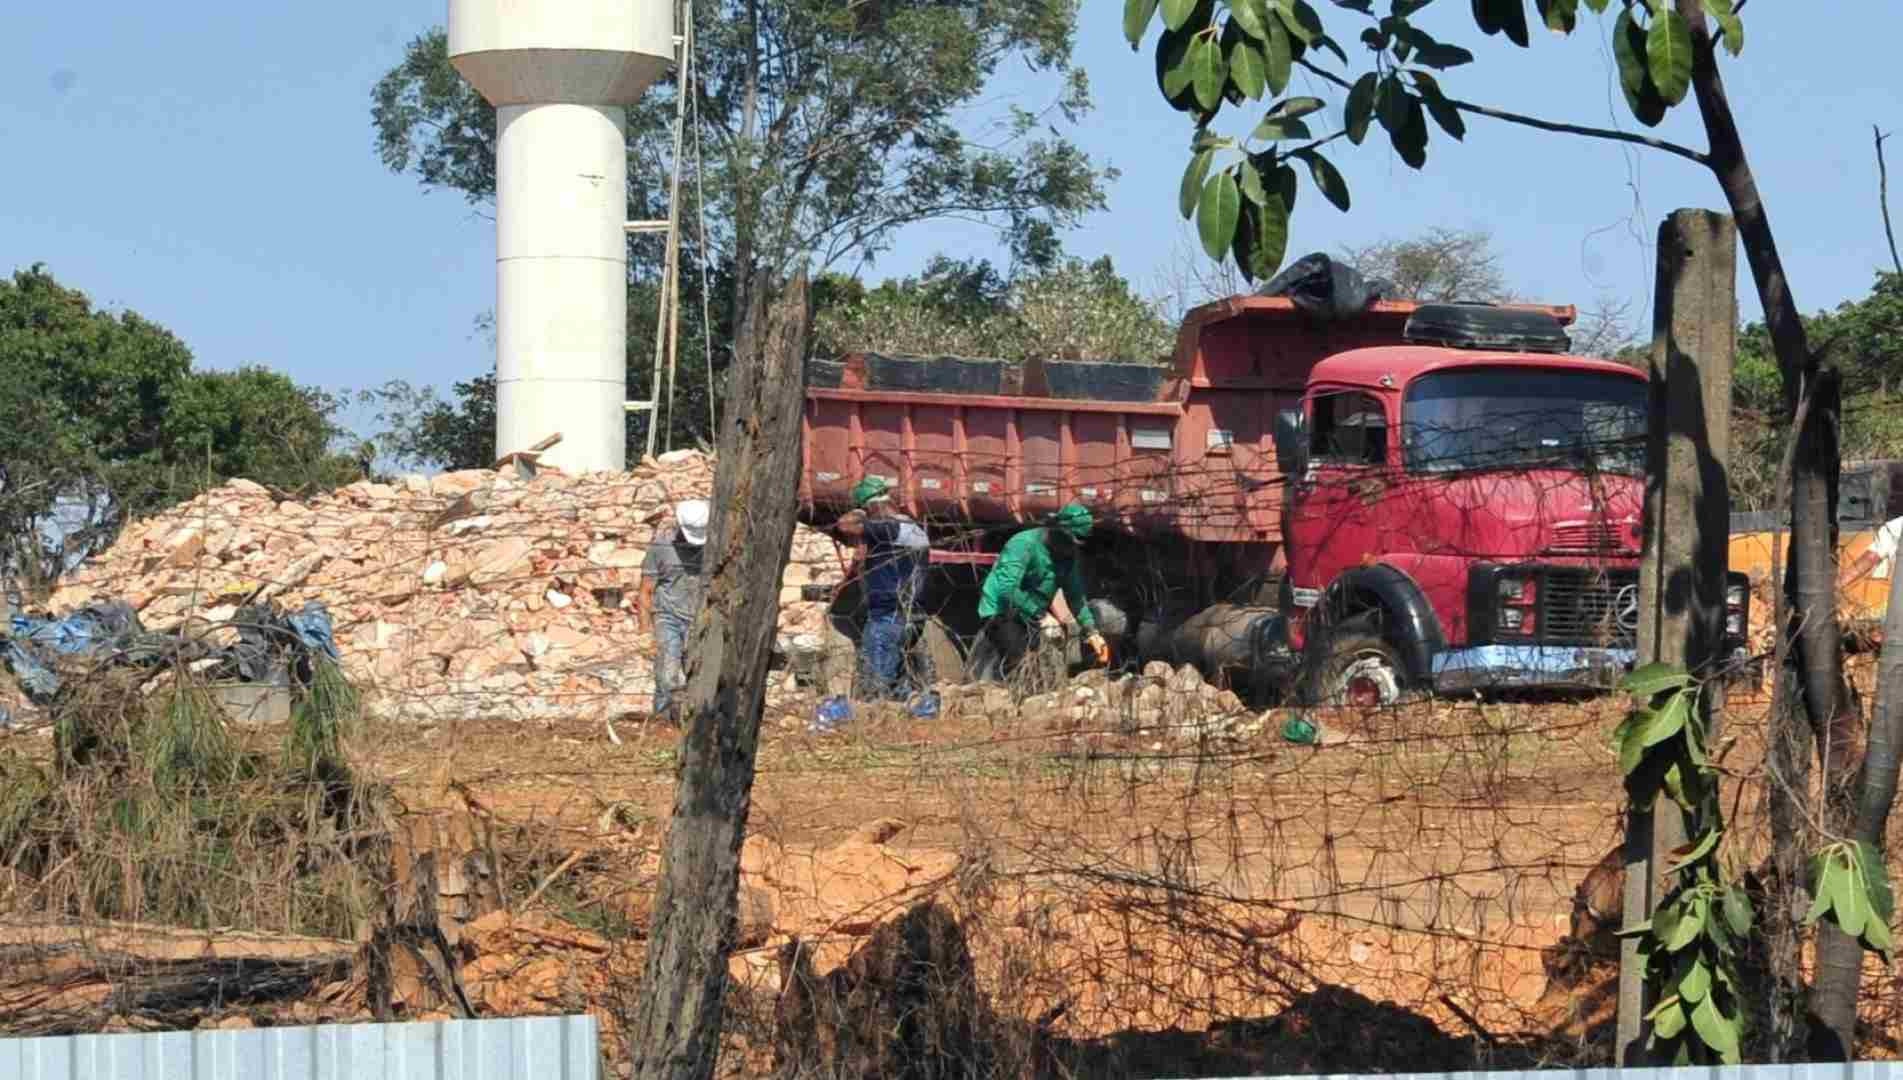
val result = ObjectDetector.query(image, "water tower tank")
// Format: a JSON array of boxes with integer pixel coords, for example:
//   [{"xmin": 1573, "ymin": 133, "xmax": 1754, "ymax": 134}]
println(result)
[{"xmin": 448, "ymin": 0, "xmax": 675, "ymax": 474}]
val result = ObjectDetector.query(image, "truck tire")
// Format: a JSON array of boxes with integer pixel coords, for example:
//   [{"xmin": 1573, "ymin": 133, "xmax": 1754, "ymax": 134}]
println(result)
[{"xmin": 1310, "ymin": 615, "xmax": 1410, "ymax": 708}]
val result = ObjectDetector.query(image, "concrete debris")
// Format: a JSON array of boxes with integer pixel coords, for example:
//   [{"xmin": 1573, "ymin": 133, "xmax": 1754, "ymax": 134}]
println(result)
[{"xmin": 47, "ymin": 452, "xmax": 845, "ymax": 723}]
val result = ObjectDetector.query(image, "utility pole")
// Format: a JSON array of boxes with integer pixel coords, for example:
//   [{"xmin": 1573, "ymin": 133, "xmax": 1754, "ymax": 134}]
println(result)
[{"xmin": 1617, "ymin": 208, "xmax": 1737, "ymax": 1063}]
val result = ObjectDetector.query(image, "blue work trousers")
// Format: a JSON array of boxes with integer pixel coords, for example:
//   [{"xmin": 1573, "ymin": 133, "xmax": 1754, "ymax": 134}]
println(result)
[
  {"xmin": 654, "ymin": 613, "xmax": 691, "ymax": 718},
  {"xmin": 859, "ymin": 610, "xmax": 906, "ymax": 702}
]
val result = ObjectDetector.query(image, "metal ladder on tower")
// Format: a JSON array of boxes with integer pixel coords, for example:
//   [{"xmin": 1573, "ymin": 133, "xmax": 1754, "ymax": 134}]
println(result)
[{"xmin": 621, "ymin": 0, "xmax": 708, "ymax": 463}]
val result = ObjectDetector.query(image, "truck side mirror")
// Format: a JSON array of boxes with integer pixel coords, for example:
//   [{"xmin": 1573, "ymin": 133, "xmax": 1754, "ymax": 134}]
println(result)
[{"xmin": 1273, "ymin": 409, "xmax": 1308, "ymax": 478}]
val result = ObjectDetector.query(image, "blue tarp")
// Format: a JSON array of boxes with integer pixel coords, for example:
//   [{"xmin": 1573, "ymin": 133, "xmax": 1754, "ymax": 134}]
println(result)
[{"xmin": 1, "ymin": 598, "xmax": 342, "ymax": 707}]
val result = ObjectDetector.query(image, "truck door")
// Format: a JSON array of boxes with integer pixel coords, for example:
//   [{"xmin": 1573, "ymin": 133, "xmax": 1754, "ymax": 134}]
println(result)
[{"xmin": 1287, "ymin": 387, "xmax": 1394, "ymax": 611}]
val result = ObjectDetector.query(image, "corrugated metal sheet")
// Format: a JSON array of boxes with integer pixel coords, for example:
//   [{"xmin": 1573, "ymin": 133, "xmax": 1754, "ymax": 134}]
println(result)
[
  {"xmin": 0, "ymin": 1015, "xmax": 598, "ymax": 1080},
  {"xmin": 1164, "ymin": 1068, "xmax": 1900, "ymax": 1080}
]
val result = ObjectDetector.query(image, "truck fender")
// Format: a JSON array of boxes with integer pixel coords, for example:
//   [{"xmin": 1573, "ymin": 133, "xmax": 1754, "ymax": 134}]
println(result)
[{"xmin": 1316, "ymin": 565, "xmax": 1447, "ymax": 684}]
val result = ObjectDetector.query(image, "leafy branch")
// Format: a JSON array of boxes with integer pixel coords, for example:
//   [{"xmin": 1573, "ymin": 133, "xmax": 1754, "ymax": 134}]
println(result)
[
  {"xmin": 1613, "ymin": 663, "xmax": 1748, "ymax": 1064},
  {"xmin": 1614, "ymin": 663, "xmax": 1897, "ymax": 1064},
  {"xmin": 1123, "ymin": 0, "xmax": 1737, "ymax": 281}
]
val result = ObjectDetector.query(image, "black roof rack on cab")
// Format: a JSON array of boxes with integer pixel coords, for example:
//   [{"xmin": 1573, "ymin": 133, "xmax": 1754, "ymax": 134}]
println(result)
[{"xmin": 1402, "ymin": 302, "xmax": 1572, "ymax": 355}]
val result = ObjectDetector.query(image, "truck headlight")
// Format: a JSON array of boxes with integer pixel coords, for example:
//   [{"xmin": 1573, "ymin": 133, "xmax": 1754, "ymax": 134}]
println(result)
[
  {"xmin": 1498, "ymin": 576, "xmax": 1532, "ymax": 603},
  {"xmin": 1727, "ymin": 611, "xmax": 1745, "ymax": 636},
  {"xmin": 1726, "ymin": 583, "xmax": 1747, "ymax": 608}
]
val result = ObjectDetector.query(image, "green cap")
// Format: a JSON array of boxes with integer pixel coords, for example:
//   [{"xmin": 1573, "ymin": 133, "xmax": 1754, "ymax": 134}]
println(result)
[
  {"xmin": 851, "ymin": 476, "xmax": 891, "ymax": 508},
  {"xmin": 1051, "ymin": 502, "xmax": 1093, "ymax": 540}
]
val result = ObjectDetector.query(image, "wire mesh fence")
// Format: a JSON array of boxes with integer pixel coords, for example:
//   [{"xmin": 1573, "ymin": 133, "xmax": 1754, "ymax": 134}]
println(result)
[{"xmin": 0, "ymin": 408, "xmax": 1896, "ymax": 1077}]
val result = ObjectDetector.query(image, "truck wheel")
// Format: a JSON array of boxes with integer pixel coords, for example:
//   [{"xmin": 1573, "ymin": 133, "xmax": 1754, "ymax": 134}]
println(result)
[{"xmin": 1313, "ymin": 618, "xmax": 1408, "ymax": 708}]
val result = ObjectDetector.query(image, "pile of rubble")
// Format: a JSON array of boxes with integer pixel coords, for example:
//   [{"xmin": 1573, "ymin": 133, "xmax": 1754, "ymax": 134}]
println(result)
[{"xmin": 43, "ymin": 451, "xmax": 845, "ymax": 723}]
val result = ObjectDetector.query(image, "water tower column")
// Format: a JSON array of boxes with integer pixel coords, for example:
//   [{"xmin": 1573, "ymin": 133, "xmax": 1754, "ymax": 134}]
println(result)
[
  {"xmin": 494, "ymin": 102, "xmax": 629, "ymax": 473},
  {"xmin": 447, "ymin": 0, "xmax": 674, "ymax": 474}
]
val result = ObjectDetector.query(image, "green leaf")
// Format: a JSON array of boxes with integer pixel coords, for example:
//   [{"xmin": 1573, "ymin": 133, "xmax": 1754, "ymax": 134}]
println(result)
[
  {"xmin": 1582, "ymin": 0, "xmax": 1610, "ymax": 10},
  {"xmin": 1653, "ymin": 899, "xmax": 1681, "ymax": 945},
  {"xmin": 1158, "ymin": 27, "xmax": 1197, "ymax": 104},
  {"xmin": 1267, "ymin": 95, "xmax": 1326, "ymax": 120},
  {"xmin": 1344, "ymin": 72, "xmax": 1378, "ymax": 144},
  {"xmin": 1237, "ymin": 159, "xmax": 1269, "ymax": 205},
  {"xmin": 1375, "ymin": 74, "xmax": 1408, "ymax": 135},
  {"xmin": 1536, "ymin": 0, "xmax": 1579, "ymax": 33},
  {"xmin": 1180, "ymin": 150, "xmax": 1216, "ymax": 219},
  {"xmin": 1391, "ymin": 0, "xmax": 1433, "ymax": 15},
  {"xmin": 1861, "ymin": 840, "xmax": 1895, "ymax": 922},
  {"xmin": 1231, "ymin": 0, "xmax": 1272, "ymax": 39},
  {"xmin": 1653, "ymin": 998, "xmax": 1689, "ymax": 1039},
  {"xmin": 1277, "ymin": 0, "xmax": 1325, "ymax": 44},
  {"xmin": 1407, "ymin": 70, "xmax": 1465, "ymax": 140},
  {"xmin": 1645, "ymin": 9, "xmax": 1693, "ymax": 106},
  {"xmin": 1671, "ymin": 827, "xmax": 1721, "ymax": 872},
  {"xmin": 1472, "ymin": 0, "xmax": 1529, "ymax": 46},
  {"xmin": 1704, "ymin": 0, "xmax": 1743, "ymax": 55},
  {"xmin": 1678, "ymin": 955, "xmax": 1712, "ymax": 1004},
  {"xmin": 1391, "ymin": 95, "xmax": 1427, "ymax": 168},
  {"xmin": 1807, "ymin": 853, "xmax": 1833, "ymax": 924},
  {"xmin": 1829, "ymin": 851, "xmax": 1868, "ymax": 938},
  {"xmin": 1619, "ymin": 718, "xmax": 1649, "ymax": 775},
  {"xmin": 1645, "ymin": 991, "xmax": 1682, "ymax": 1021},
  {"xmin": 1690, "ymin": 993, "xmax": 1741, "ymax": 1063},
  {"xmin": 1253, "ymin": 115, "xmax": 1313, "ymax": 141},
  {"xmin": 1198, "ymin": 171, "xmax": 1241, "ymax": 259},
  {"xmin": 1232, "ymin": 184, "xmax": 1291, "ymax": 282},
  {"xmin": 1612, "ymin": 8, "xmax": 1667, "ymax": 126},
  {"xmin": 1333, "ymin": 0, "xmax": 1374, "ymax": 11},
  {"xmin": 1314, "ymin": 33, "xmax": 1350, "ymax": 63},
  {"xmin": 1228, "ymin": 35, "xmax": 1268, "ymax": 98},
  {"xmin": 1163, "ymin": 0, "xmax": 1202, "ymax": 31},
  {"xmin": 1640, "ymin": 691, "xmax": 1690, "ymax": 748},
  {"xmin": 1293, "ymin": 148, "xmax": 1350, "ymax": 211},
  {"xmin": 1397, "ymin": 27, "xmax": 1476, "ymax": 69},
  {"xmin": 1190, "ymin": 35, "xmax": 1230, "ymax": 110},
  {"xmin": 1263, "ymin": 15, "xmax": 1294, "ymax": 95},
  {"xmin": 1664, "ymin": 895, "xmax": 1706, "ymax": 953},
  {"xmin": 1126, "ymin": 0, "xmax": 1162, "ymax": 46},
  {"xmin": 1722, "ymin": 887, "xmax": 1753, "ymax": 937},
  {"xmin": 1623, "ymin": 662, "xmax": 1693, "ymax": 699},
  {"xmin": 1271, "ymin": 162, "xmax": 1299, "ymax": 214}
]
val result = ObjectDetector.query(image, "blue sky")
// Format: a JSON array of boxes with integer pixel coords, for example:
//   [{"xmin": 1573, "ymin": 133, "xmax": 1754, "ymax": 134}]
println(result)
[{"xmin": 3, "ymin": 2, "xmax": 1897, "ymax": 430}]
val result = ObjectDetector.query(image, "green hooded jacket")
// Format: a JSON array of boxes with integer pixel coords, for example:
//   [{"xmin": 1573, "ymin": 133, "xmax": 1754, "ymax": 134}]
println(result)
[{"xmin": 978, "ymin": 527, "xmax": 1096, "ymax": 629}]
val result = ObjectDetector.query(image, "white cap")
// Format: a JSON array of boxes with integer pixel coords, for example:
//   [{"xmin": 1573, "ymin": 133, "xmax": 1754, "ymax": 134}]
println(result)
[{"xmin": 676, "ymin": 499, "xmax": 710, "ymax": 546}]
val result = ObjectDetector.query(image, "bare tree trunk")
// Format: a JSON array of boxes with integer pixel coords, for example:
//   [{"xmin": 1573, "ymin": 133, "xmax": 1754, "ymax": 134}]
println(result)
[{"xmin": 627, "ymin": 271, "xmax": 810, "ymax": 1080}]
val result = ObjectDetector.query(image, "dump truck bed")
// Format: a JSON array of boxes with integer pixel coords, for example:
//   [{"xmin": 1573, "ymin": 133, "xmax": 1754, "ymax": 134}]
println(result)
[{"xmin": 799, "ymin": 295, "xmax": 1578, "ymax": 543}]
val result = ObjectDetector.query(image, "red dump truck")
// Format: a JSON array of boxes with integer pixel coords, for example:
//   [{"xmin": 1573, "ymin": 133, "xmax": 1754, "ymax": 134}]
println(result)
[{"xmin": 799, "ymin": 292, "xmax": 1749, "ymax": 704}]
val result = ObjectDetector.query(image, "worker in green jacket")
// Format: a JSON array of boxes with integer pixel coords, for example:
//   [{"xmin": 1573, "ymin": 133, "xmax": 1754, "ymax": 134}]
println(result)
[{"xmin": 976, "ymin": 502, "xmax": 1110, "ymax": 679}]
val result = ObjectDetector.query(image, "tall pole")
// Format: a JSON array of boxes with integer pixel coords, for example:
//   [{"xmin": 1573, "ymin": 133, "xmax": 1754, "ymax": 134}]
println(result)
[
  {"xmin": 644, "ymin": 0, "xmax": 692, "ymax": 462},
  {"xmin": 1617, "ymin": 208, "xmax": 1737, "ymax": 1063}
]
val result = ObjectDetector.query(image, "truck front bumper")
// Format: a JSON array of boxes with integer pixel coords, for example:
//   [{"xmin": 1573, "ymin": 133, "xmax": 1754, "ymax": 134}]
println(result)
[{"xmin": 1431, "ymin": 645, "xmax": 1635, "ymax": 694}]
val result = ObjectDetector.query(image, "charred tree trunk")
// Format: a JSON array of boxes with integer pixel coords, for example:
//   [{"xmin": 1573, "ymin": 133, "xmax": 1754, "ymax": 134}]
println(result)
[
  {"xmin": 1674, "ymin": 0, "xmax": 1872, "ymax": 1058},
  {"xmin": 627, "ymin": 270, "xmax": 810, "ymax": 1080}
]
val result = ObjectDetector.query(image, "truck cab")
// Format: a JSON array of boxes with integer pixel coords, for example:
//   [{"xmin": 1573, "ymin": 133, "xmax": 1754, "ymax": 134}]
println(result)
[{"xmin": 1273, "ymin": 322, "xmax": 1748, "ymax": 705}]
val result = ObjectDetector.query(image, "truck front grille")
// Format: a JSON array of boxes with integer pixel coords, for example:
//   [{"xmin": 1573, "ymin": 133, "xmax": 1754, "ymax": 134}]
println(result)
[{"xmin": 1537, "ymin": 567, "xmax": 1639, "ymax": 648}]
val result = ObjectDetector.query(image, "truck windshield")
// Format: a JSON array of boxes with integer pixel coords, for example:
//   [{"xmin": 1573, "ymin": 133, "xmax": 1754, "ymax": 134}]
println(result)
[{"xmin": 1402, "ymin": 368, "xmax": 1646, "ymax": 475}]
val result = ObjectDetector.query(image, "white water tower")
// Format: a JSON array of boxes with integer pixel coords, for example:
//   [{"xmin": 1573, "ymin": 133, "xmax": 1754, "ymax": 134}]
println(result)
[{"xmin": 448, "ymin": 0, "xmax": 674, "ymax": 473}]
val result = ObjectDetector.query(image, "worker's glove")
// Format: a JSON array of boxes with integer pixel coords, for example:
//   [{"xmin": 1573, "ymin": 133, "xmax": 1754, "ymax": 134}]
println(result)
[
  {"xmin": 1086, "ymin": 632, "xmax": 1110, "ymax": 666},
  {"xmin": 1039, "ymin": 613, "xmax": 1065, "ymax": 641}
]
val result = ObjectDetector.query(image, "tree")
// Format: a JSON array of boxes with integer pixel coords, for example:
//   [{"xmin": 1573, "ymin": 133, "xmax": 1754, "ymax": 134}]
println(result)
[
  {"xmin": 1121, "ymin": 0, "xmax": 1877, "ymax": 1059},
  {"xmin": 0, "ymin": 266, "xmax": 356, "ymax": 597},
  {"xmin": 1342, "ymin": 226, "xmax": 1509, "ymax": 303},
  {"xmin": 811, "ymin": 255, "xmax": 1175, "ymax": 363},
  {"xmin": 372, "ymin": 9, "xmax": 1112, "ymax": 449}
]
